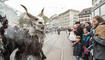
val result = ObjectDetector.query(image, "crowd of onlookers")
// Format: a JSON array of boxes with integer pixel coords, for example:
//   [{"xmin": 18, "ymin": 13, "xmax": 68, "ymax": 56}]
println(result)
[
  {"xmin": 45, "ymin": 16, "xmax": 105, "ymax": 60},
  {"xmin": 68, "ymin": 16, "xmax": 105, "ymax": 60}
]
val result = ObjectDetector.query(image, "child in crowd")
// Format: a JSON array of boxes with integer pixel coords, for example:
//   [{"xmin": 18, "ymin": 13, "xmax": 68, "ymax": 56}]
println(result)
[
  {"xmin": 73, "ymin": 36, "xmax": 82, "ymax": 60},
  {"xmin": 82, "ymin": 28, "xmax": 91, "ymax": 60}
]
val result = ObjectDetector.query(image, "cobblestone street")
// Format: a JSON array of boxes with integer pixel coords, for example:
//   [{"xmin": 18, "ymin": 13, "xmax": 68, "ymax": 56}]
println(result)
[{"xmin": 43, "ymin": 31, "xmax": 75, "ymax": 60}]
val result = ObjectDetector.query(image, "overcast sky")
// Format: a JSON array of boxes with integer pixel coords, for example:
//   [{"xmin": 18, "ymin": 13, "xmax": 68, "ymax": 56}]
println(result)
[{"xmin": 5, "ymin": 0, "xmax": 92, "ymax": 17}]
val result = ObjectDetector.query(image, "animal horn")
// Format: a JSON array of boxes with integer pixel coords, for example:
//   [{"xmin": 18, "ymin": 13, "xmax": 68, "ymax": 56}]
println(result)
[
  {"xmin": 20, "ymin": 4, "xmax": 28, "ymax": 13},
  {"xmin": 20, "ymin": 4, "xmax": 38, "ymax": 20},
  {"xmin": 41, "ymin": 8, "xmax": 44, "ymax": 17}
]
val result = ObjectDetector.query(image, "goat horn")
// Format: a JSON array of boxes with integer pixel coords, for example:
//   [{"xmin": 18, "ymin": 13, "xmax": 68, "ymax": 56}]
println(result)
[
  {"xmin": 20, "ymin": 4, "xmax": 38, "ymax": 20},
  {"xmin": 41, "ymin": 8, "xmax": 44, "ymax": 17}
]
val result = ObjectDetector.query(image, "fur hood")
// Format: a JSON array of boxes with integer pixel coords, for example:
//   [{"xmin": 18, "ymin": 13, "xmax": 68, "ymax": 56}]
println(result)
[{"xmin": 96, "ymin": 22, "xmax": 105, "ymax": 39}]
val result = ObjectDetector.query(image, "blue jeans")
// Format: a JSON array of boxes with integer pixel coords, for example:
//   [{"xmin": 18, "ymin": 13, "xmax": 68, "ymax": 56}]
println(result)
[{"xmin": 75, "ymin": 56, "xmax": 80, "ymax": 60}]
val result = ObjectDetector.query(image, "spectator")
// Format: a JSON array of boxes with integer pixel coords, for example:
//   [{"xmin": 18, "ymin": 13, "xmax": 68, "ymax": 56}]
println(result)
[
  {"xmin": 68, "ymin": 27, "xmax": 72, "ymax": 35},
  {"xmin": 82, "ymin": 28, "xmax": 91, "ymax": 60},
  {"xmin": 74, "ymin": 21, "xmax": 83, "ymax": 39},
  {"xmin": 73, "ymin": 36, "xmax": 82, "ymax": 60},
  {"xmin": 92, "ymin": 16, "xmax": 105, "ymax": 60},
  {"xmin": 85, "ymin": 22, "xmax": 92, "ymax": 32},
  {"xmin": 57, "ymin": 28, "xmax": 61, "ymax": 35},
  {"xmin": 74, "ymin": 25, "xmax": 78, "ymax": 31}
]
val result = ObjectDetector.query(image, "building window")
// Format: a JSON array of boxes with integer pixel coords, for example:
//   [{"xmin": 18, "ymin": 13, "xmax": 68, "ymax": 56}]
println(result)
[
  {"xmin": 101, "ymin": 4, "xmax": 105, "ymax": 16},
  {"xmin": 92, "ymin": 12, "xmax": 95, "ymax": 17},
  {"xmin": 95, "ymin": 8, "xmax": 100, "ymax": 16}
]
